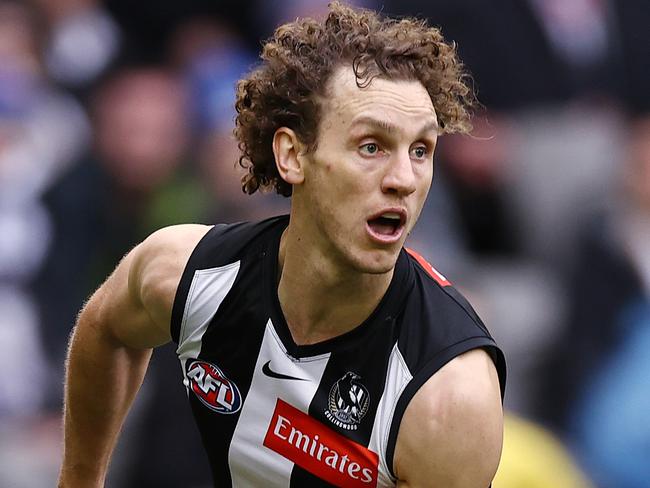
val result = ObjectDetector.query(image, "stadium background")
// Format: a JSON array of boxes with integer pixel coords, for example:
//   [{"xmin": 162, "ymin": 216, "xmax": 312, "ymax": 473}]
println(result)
[{"xmin": 0, "ymin": 0, "xmax": 649, "ymax": 486}]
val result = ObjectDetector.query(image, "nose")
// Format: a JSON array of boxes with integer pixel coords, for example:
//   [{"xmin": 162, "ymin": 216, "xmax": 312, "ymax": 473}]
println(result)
[{"xmin": 381, "ymin": 150, "xmax": 417, "ymax": 196}]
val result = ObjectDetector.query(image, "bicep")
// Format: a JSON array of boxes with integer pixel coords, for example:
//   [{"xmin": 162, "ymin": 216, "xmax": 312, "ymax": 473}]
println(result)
[{"xmin": 394, "ymin": 349, "xmax": 504, "ymax": 488}]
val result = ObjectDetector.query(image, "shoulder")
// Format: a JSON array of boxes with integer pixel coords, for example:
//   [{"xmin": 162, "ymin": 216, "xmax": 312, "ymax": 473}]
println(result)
[
  {"xmin": 134, "ymin": 224, "xmax": 212, "ymax": 267},
  {"xmin": 132, "ymin": 224, "xmax": 213, "ymax": 281},
  {"xmin": 394, "ymin": 348, "xmax": 504, "ymax": 488},
  {"xmin": 130, "ymin": 224, "xmax": 212, "ymax": 331},
  {"xmin": 83, "ymin": 224, "xmax": 211, "ymax": 349}
]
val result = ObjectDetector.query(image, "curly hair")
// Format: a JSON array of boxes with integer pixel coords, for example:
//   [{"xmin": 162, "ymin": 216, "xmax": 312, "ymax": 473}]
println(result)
[{"xmin": 235, "ymin": 2, "xmax": 476, "ymax": 196}]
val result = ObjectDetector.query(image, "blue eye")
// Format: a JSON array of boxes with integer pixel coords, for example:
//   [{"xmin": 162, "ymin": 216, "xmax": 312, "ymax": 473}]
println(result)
[
  {"xmin": 360, "ymin": 143, "xmax": 379, "ymax": 155},
  {"xmin": 411, "ymin": 146, "xmax": 428, "ymax": 159}
]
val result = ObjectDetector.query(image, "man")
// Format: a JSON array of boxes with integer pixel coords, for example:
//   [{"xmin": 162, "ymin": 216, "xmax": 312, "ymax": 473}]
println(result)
[{"xmin": 59, "ymin": 3, "xmax": 506, "ymax": 487}]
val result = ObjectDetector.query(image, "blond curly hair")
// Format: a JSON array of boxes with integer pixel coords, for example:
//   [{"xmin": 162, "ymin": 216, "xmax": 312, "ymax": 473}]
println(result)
[{"xmin": 235, "ymin": 2, "xmax": 475, "ymax": 196}]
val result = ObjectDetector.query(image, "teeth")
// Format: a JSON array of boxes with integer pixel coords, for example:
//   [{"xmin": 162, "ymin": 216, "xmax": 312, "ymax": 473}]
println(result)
[{"xmin": 382, "ymin": 212, "xmax": 401, "ymax": 220}]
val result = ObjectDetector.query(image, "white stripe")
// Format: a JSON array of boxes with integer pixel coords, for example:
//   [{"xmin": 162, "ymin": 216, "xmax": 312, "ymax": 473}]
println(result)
[
  {"xmin": 176, "ymin": 261, "xmax": 241, "ymax": 389},
  {"xmin": 368, "ymin": 344, "xmax": 413, "ymax": 487},
  {"xmin": 228, "ymin": 319, "xmax": 330, "ymax": 488}
]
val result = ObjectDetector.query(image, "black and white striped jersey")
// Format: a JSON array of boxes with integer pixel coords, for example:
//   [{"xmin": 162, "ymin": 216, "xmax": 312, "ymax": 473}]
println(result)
[{"xmin": 170, "ymin": 215, "xmax": 506, "ymax": 488}]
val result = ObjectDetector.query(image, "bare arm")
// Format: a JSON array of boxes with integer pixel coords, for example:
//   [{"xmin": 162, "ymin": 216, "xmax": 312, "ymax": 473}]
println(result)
[
  {"xmin": 394, "ymin": 349, "xmax": 504, "ymax": 488},
  {"xmin": 58, "ymin": 224, "xmax": 210, "ymax": 487}
]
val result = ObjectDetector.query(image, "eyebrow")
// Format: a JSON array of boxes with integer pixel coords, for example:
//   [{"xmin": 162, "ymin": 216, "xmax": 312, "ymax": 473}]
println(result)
[{"xmin": 350, "ymin": 115, "xmax": 439, "ymax": 135}]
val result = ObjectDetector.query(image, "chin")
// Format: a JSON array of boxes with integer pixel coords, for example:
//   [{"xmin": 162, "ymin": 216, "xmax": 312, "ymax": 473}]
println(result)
[
  {"xmin": 350, "ymin": 248, "xmax": 400, "ymax": 275},
  {"xmin": 363, "ymin": 263, "xmax": 395, "ymax": 275}
]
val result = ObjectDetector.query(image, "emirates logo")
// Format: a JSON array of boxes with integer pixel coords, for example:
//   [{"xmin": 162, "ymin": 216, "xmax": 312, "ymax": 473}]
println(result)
[
  {"xmin": 264, "ymin": 398, "xmax": 379, "ymax": 487},
  {"xmin": 325, "ymin": 372, "xmax": 370, "ymax": 431}
]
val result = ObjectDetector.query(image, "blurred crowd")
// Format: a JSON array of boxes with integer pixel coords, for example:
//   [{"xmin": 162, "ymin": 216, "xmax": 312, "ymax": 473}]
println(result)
[{"xmin": 0, "ymin": 0, "xmax": 648, "ymax": 487}]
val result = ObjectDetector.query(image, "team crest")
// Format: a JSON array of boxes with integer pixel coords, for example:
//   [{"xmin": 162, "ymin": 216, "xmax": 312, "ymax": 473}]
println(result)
[
  {"xmin": 324, "ymin": 372, "xmax": 370, "ymax": 430},
  {"xmin": 185, "ymin": 359, "xmax": 242, "ymax": 414}
]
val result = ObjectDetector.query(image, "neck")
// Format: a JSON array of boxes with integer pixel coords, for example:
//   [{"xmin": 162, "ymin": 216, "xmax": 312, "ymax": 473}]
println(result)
[{"xmin": 277, "ymin": 216, "xmax": 394, "ymax": 346}]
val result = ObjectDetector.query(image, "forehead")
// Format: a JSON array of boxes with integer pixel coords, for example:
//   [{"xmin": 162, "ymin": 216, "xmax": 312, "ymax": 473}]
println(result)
[{"xmin": 322, "ymin": 65, "xmax": 437, "ymax": 129}]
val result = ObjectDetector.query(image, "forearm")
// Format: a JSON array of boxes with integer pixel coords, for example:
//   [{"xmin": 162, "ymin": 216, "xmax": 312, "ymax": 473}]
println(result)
[{"xmin": 59, "ymin": 313, "xmax": 152, "ymax": 487}]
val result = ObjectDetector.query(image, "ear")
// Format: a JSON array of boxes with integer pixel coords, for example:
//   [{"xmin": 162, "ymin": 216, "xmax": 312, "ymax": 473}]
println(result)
[{"xmin": 273, "ymin": 127, "xmax": 305, "ymax": 186}]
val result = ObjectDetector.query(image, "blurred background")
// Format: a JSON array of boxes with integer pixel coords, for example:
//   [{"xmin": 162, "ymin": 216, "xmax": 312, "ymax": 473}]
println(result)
[{"xmin": 0, "ymin": 0, "xmax": 648, "ymax": 486}]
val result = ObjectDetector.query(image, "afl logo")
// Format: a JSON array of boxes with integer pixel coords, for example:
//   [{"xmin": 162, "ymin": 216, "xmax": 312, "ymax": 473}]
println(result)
[
  {"xmin": 185, "ymin": 360, "xmax": 242, "ymax": 414},
  {"xmin": 325, "ymin": 372, "xmax": 370, "ymax": 430}
]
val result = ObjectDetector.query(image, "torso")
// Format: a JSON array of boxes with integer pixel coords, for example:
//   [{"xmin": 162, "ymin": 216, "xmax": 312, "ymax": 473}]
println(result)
[{"xmin": 170, "ymin": 216, "xmax": 505, "ymax": 487}]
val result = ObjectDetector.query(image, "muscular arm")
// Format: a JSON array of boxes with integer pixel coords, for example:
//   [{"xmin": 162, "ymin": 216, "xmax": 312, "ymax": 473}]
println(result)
[
  {"xmin": 394, "ymin": 349, "xmax": 504, "ymax": 488},
  {"xmin": 58, "ymin": 224, "xmax": 210, "ymax": 487}
]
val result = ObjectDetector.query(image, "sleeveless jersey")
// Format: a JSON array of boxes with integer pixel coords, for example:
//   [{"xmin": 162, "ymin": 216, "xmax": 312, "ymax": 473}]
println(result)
[{"xmin": 170, "ymin": 215, "xmax": 506, "ymax": 488}]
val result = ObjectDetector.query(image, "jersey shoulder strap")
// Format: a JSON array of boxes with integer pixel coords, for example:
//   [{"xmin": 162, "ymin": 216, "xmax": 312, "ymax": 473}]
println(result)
[{"xmin": 399, "ymin": 248, "xmax": 506, "ymax": 390}]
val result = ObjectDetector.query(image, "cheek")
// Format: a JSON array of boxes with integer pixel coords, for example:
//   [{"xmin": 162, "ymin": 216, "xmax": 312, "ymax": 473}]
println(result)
[
  {"xmin": 410, "ymin": 169, "xmax": 433, "ymax": 223},
  {"xmin": 413, "ymin": 162, "xmax": 433, "ymax": 195},
  {"xmin": 315, "ymin": 162, "xmax": 363, "ymax": 198},
  {"xmin": 310, "ymin": 174, "xmax": 366, "ymax": 235},
  {"xmin": 421, "ymin": 161, "xmax": 434, "ymax": 191}
]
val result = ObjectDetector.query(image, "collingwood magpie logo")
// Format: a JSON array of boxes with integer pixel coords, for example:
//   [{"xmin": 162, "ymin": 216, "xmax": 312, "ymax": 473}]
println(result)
[{"xmin": 324, "ymin": 372, "xmax": 370, "ymax": 430}]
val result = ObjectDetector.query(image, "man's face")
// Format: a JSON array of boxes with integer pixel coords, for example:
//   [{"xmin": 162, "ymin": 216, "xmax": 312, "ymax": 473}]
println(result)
[{"xmin": 296, "ymin": 66, "xmax": 438, "ymax": 274}]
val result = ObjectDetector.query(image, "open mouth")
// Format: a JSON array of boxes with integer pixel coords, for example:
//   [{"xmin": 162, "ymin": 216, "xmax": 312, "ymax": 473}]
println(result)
[{"xmin": 366, "ymin": 211, "xmax": 406, "ymax": 241}]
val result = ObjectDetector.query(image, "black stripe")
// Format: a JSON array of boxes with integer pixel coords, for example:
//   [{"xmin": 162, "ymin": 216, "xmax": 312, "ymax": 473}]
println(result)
[{"xmin": 289, "ymin": 469, "xmax": 338, "ymax": 488}]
